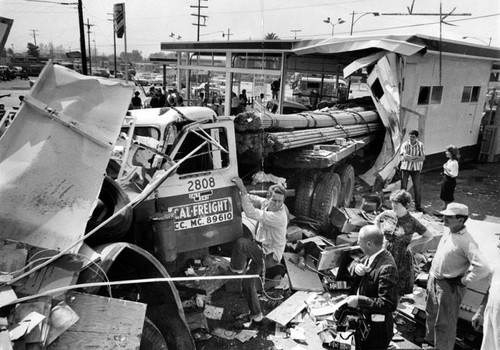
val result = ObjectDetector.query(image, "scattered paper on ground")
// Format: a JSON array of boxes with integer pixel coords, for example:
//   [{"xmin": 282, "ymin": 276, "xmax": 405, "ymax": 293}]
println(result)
[{"xmin": 203, "ymin": 305, "xmax": 224, "ymax": 320}]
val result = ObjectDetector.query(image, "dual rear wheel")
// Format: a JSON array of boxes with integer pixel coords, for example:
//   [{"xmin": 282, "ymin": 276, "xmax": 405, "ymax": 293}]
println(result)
[{"xmin": 294, "ymin": 164, "xmax": 355, "ymax": 234}]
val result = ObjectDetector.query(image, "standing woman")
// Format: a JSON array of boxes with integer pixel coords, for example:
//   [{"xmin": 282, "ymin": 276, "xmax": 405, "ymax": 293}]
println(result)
[
  {"xmin": 440, "ymin": 145, "xmax": 460, "ymax": 209},
  {"xmin": 375, "ymin": 190, "xmax": 433, "ymax": 298}
]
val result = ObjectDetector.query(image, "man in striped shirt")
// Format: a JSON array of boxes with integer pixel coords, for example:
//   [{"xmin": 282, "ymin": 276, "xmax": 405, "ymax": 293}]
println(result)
[{"xmin": 400, "ymin": 130, "xmax": 425, "ymax": 211}]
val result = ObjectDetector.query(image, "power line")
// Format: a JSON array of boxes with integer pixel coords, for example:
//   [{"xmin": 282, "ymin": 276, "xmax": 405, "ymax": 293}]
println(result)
[{"xmin": 279, "ymin": 13, "xmax": 500, "ymax": 39}]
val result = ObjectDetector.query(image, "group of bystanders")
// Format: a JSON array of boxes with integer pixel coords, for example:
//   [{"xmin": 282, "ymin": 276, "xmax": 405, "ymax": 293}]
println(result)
[{"xmin": 219, "ymin": 129, "xmax": 498, "ymax": 350}]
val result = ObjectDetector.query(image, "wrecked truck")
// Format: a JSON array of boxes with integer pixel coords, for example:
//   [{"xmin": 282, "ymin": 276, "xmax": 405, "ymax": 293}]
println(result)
[
  {"xmin": 0, "ymin": 60, "xmax": 399, "ymax": 348},
  {"xmin": 0, "ymin": 62, "xmax": 195, "ymax": 349},
  {"xmin": 96, "ymin": 97, "xmax": 396, "ymax": 274}
]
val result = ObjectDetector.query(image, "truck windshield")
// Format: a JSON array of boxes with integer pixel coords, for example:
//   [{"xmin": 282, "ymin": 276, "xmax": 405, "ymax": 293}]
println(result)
[{"xmin": 173, "ymin": 127, "xmax": 229, "ymax": 175}]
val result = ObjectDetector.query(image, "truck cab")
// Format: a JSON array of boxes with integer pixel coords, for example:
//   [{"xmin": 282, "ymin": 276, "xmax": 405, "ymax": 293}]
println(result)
[{"xmin": 110, "ymin": 107, "xmax": 243, "ymax": 269}]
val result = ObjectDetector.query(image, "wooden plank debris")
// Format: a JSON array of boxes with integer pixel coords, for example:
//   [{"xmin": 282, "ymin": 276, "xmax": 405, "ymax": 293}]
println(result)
[
  {"xmin": 49, "ymin": 292, "xmax": 146, "ymax": 349},
  {"xmin": 266, "ymin": 291, "xmax": 309, "ymax": 327},
  {"xmin": 283, "ymin": 253, "xmax": 323, "ymax": 292}
]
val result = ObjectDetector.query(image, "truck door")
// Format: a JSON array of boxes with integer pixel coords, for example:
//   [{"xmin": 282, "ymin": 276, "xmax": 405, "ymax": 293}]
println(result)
[{"xmin": 134, "ymin": 119, "xmax": 242, "ymax": 259}]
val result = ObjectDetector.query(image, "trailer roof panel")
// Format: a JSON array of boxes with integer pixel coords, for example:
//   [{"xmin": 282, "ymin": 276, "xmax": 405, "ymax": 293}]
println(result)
[{"xmin": 160, "ymin": 34, "xmax": 500, "ymax": 61}]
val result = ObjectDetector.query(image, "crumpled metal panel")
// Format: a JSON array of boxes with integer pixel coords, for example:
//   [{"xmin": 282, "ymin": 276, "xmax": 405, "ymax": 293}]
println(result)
[
  {"xmin": 343, "ymin": 51, "xmax": 386, "ymax": 78},
  {"xmin": 293, "ymin": 37, "xmax": 425, "ymax": 57},
  {"xmin": 0, "ymin": 62, "xmax": 133, "ymax": 252},
  {"xmin": 358, "ymin": 53, "xmax": 403, "ymax": 186}
]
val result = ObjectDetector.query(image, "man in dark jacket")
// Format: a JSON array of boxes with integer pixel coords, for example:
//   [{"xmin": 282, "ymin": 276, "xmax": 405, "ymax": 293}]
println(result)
[{"xmin": 345, "ymin": 225, "xmax": 399, "ymax": 350}]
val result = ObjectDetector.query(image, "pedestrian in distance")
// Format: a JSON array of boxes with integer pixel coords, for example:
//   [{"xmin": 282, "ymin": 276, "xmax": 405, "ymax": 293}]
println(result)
[
  {"xmin": 222, "ymin": 177, "xmax": 288, "ymax": 327},
  {"xmin": 271, "ymin": 78, "xmax": 280, "ymax": 100},
  {"xmin": 239, "ymin": 89, "xmax": 248, "ymax": 112},
  {"xmin": 425, "ymin": 202, "xmax": 491, "ymax": 350},
  {"xmin": 130, "ymin": 91, "xmax": 142, "ymax": 109},
  {"xmin": 344, "ymin": 225, "xmax": 399, "ymax": 350},
  {"xmin": 400, "ymin": 130, "xmax": 425, "ymax": 212},
  {"xmin": 472, "ymin": 233, "xmax": 500, "ymax": 350},
  {"xmin": 374, "ymin": 189, "xmax": 433, "ymax": 300},
  {"xmin": 158, "ymin": 87, "xmax": 167, "ymax": 107},
  {"xmin": 440, "ymin": 145, "xmax": 460, "ymax": 209},
  {"xmin": 230, "ymin": 92, "xmax": 240, "ymax": 115},
  {"xmin": 150, "ymin": 90, "xmax": 160, "ymax": 108}
]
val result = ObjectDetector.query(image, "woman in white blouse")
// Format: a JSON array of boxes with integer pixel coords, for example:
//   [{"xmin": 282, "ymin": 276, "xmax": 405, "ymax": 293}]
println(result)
[{"xmin": 440, "ymin": 145, "xmax": 460, "ymax": 209}]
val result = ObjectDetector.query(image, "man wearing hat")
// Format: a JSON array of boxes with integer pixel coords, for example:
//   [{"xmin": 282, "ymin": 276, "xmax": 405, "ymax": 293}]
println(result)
[
  {"xmin": 425, "ymin": 203, "xmax": 491, "ymax": 350},
  {"xmin": 472, "ymin": 232, "xmax": 500, "ymax": 349}
]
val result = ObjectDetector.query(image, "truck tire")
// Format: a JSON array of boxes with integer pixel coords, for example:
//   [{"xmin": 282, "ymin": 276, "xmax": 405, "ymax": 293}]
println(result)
[
  {"xmin": 310, "ymin": 172, "xmax": 342, "ymax": 234},
  {"xmin": 337, "ymin": 164, "xmax": 355, "ymax": 208},
  {"xmin": 106, "ymin": 159, "xmax": 121, "ymax": 180},
  {"xmin": 84, "ymin": 176, "xmax": 133, "ymax": 247},
  {"xmin": 141, "ymin": 317, "xmax": 168, "ymax": 350},
  {"xmin": 77, "ymin": 243, "xmax": 195, "ymax": 350},
  {"xmin": 295, "ymin": 171, "xmax": 319, "ymax": 217}
]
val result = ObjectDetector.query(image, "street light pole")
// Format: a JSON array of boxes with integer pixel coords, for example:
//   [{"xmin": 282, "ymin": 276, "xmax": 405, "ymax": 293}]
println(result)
[
  {"xmin": 350, "ymin": 11, "xmax": 380, "ymax": 35},
  {"xmin": 323, "ymin": 17, "xmax": 345, "ymax": 37}
]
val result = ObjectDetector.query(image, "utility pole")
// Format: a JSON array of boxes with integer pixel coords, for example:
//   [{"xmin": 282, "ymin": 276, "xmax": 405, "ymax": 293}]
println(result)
[
  {"xmin": 93, "ymin": 39, "xmax": 97, "ymax": 68},
  {"xmin": 78, "ymin": 0, "xmax": 88, "ymax": 75},
  {"xmin": 107, "ymin": 13, "xmax": 117, "ymax": 77},
  {"xmin": 222, "ymin": 28, "xmax": 232, "ymax": 41},
  {"xmin": 190, "ymin": 0, "xmax": 208, "ymax": 42},
  {"xmin": 85, "ymin": 18, "xmax": 94, "ymax": 75},
  {"xmin": 29, "ymin": 29, "xmax": 39, "ymax": 46}
]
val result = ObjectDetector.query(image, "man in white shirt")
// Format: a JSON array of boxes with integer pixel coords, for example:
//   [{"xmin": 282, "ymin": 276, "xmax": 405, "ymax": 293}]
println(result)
[{"xmin": 227, "ymin": 177, "xmax": 288, "ymax": 325}]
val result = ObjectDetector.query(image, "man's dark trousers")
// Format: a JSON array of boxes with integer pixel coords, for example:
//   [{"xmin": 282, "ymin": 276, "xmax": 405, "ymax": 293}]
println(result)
[{"xmin": 401, "ymin": 169, "xmax": 422, "ymax": 210}]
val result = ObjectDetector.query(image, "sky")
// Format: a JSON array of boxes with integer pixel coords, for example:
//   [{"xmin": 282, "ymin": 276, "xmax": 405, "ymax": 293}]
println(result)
[{"xmin": 2, "ymin": 0, "xmax": 499, "ymax": 58}]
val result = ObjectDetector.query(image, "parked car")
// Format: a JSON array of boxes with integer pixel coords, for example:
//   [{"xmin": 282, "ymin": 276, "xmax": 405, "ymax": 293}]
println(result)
[
  {"xmin": 0, "ymin": 65, "xmax": 13, "ymax": 80},
  {"xmin": 134, "ymin": 73, "xmax": 154, "ymax": 86},
  {"xmin": 10, "ymin": 66, "xmax": 23, "ymax": 78},
  {"xmin": 485, "ymin": 89, "xmax": 500, "ymax": 108},
  {"xmin": 152, "ymin": 74, "xmax": 164, "ymax": 86},
  {"xmin": 92, "ymin": 69, "xmax": 110, "ymax": 78}
]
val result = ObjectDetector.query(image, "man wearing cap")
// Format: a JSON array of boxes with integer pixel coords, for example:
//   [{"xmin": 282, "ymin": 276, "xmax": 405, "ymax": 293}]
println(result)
[
  {"xmin": 425, "ymin": 203, "xmax": 491, "ymax": 350},
  {"xmin": 471, "ymin": 233, "xmax": 500, "ymax": 349}
]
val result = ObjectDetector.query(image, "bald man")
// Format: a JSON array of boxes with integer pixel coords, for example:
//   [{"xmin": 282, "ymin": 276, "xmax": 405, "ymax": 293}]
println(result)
[{"xmin": 345, "ymin": 225, "xmax": 399, "ymax": 350}]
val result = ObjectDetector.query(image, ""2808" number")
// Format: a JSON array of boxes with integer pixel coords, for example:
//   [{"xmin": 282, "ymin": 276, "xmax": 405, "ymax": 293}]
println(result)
[{"xmin": 187, "ymin": 177, "xmax": 216, "ymax": 191}]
